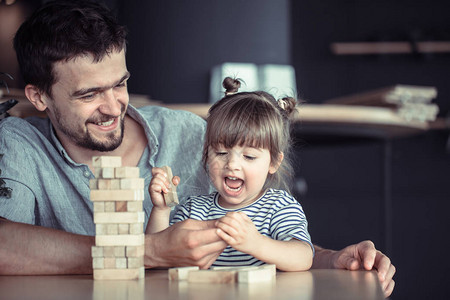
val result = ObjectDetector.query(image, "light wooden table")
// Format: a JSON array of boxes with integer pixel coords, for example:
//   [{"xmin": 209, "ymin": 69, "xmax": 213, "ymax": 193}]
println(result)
[{"xmin": 0, "ymin": 269, "xmax": 384, "ymax": 300}]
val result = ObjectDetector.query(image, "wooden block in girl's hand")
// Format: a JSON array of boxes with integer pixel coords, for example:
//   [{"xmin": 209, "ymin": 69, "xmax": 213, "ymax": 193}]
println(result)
[{"xmin": 161, "ymin": 166, "xmax": 179, "ymax": 207}]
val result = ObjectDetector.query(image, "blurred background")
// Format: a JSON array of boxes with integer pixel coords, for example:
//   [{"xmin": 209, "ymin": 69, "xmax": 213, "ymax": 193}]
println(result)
[{"xmin": 1, "ymin": 0, "xmax": 449, "ymax": 298}]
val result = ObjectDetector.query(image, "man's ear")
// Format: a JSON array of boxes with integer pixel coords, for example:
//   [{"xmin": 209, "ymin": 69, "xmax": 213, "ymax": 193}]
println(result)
[
  {"xmin": 269, "ymin": 152, "xmax": 284, "ymax": 174},
  {"xmin": 24, "ymin": 84, "xmax": 49, "ymax": 112}
]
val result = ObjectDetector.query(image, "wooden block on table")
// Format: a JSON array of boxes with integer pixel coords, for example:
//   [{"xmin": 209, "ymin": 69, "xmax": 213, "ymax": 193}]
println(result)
[
  {"xmin": 120, "ymin": 178, "xmax": 145, "ymax": 189},
  {"xmin": 104, "ymin": 257, "xmax": 116, "ymax": 269},
  {"xmin": 92, "ymin": 257, "xmax": 104, "ymax": 269},
  {"xmin": 168, "ymin": 266, "xmax": 200, "ymax": 281},
  {"xmin": 93, "ymin": 267, "xmax": 145, "ymax": 280},
  {"xmin": 92, "ymin": 156, "xmax": 122, "ymax": 168},
  {"xmin": 94, "ymin": 212, "xmax": 145, "ymax": 224},
  {"xmin": 237, "ymin": 264, "xmax": 276, "ymax": 283},
  {"xmin": 126, "ymin": 245, "xmax": 145, "ymax": 258},
  {"xmin": 115, "ymin": 167, "xmax": 140, "ymax": 178},
  {"xmin": 187, "ymin": 269, "xmax": 237, "ymax": 283},
  {"xmin": 127, "ymin": 256, "xmax": 144, "ymax": 269},
  {"xmin": 95, "ymin": 234, "xmax": 145, "ymax": 246},
  {"xmin": 161, "ymin": 166, "xmax": 179, "ymax": 207},
  {"xmin": 90, "ymin": 190, "xmax": 144, "ymax": 201},
  {"xmin": 116, "ymin": 257, "xmax": 128, "ymax": 269}
]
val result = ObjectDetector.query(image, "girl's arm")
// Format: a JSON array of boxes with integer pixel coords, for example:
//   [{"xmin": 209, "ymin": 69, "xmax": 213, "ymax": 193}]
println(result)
[
  {"xmin": 145, "ymin": 167, "xmax": 179, "ymax": 234},
  {"xmin": 215, "ymin": 211, "xmax": 313, "ymax": 271}
]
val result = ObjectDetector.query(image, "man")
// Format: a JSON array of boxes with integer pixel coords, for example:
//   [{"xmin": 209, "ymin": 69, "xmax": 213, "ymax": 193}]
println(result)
[{"xmin": 0, "ymin": 1, "xmax": 395, "ymax": 297}]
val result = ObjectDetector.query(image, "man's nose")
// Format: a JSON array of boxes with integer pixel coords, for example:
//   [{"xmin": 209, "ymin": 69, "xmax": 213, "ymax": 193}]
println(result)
[{"xmin": 99, "ymin": 89, "xmax": 122, "ymax": 116}]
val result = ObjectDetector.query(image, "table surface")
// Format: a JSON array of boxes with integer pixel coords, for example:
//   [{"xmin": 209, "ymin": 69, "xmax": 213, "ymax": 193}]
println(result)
[{"xmin": 0, "ymin": 269, "xmax": 384, "ymax": 300}]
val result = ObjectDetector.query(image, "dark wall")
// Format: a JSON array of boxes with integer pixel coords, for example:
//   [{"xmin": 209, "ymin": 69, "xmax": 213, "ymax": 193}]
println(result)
[
  {"xmin": 291, "ymin": 1, "xmax": 450, "ymax": 299},
  {"xmin": 117, "ymin": 0, "xmax": 291, "ymax": 103},
  {"xmin": 116, "ymin": 1, "xmax": 450, "ymax": 299}
]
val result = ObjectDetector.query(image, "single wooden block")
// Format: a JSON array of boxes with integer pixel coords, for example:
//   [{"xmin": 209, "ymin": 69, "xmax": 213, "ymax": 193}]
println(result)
[
  {"xmin": 91, "ymin": 246, "xmax": 104, "ymax": 258},
  {"xmin": 116, "ymin": 257, "xmax": 127, "ymax": 269},
  {"xmin": 93, "ymin": 202, "xmax": 105, "ymax": 212},
  {"xmin": 187, "ymin": 269, "xmax": 237, "ymax": 283},
  {"xmin": 94, "ymin": 212, "xmax": 145, "ymax": 224},
  {"xmin": 168, "ymin": 266, "xmax": 200, "ymax": 281},
  {"xmin": 127, "ymin": 256, "xmax": 144, "ymax": 269},
  {"xmin": 120, "ymin": 178, "xmax": 145, "ymax": 190},
  {"xmin": 129, "ymin": 223, "xmax": 143, "ymax": 235},
  {"xmin": 98, "ymin": 179, "xmax": 121, "ymax": 190},
  {"xmin": 89, "ymin": 179, "xmax": 98, "ymax": 190},
  {"xmin": 93, "ymin": 267, "xmax": 145, "ymax": 280},
  {"xmin": 103, "ymin": 246, "xmax": 116, "ymax": 258},
  {"xmin": 90, "ymin": 190, "xmax": 144, "ymax": 202},
  {"xmin": 115, "ymin": 201, "xmax": 128, "ymax": 212},
  {"xmin": 96, "ymin": 224, "xmax": 108, "ymax": 235},
  {"xmin": 127, "ymin": 201, "xmax": 143, "ymax": 212},
  {"xmin": 92, "ymin": 156, "xmax": 122, "ymax": 168},
  {"xmin": 104, "ymin": 257, "xmax": 116, "ymax": 269},
  {"xmin": 92, "ymin": 257, "xmax": 104, "ymax": 269},
  {"xmin": 237, "ymin": 264, "xmax": 276, "ymax": 283},
  {"xmin": 104, "ymin": 202, "xmax": 116, "ymax": 212},
  {"xmin": 93, "ymin": 167, "xmax": 116, "ymax": 179},
  {"xmin": 126, "ymin": 245, "xmax": 145, "ymax": 258},
  {"xmin": 161, "ymin": 166, "xmax": 179, "ymax": 207},
  {"xmin": 95, "ymin": 234, "xmax": 145, "ymax": 246},
  {"xmin": 115, "ymin": 167, "xmax": 140, "ymax": 178},
  {"xmin": 114, "ymin": 246, "xmax": 126, "ymax": 257},
  {"xmin": 106, "ymin": 224, "xmax": 119, "ymax": 235},
  {"xmin": 118, "ymin": 224, "xmax": 130, "ymax": 235}
]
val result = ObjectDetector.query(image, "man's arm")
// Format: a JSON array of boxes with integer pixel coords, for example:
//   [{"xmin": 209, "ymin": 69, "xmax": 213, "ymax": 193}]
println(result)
[
  {"xmin": 312, "ymin": 241, "xmax": 396, "ymax": 298},
  {"xmin": 144, "ymin": 219, "xmax": 227, "ymax": 269},
  {"xmin": 0, "ymin": 218, "xmax": 94, "ymax": 275}
]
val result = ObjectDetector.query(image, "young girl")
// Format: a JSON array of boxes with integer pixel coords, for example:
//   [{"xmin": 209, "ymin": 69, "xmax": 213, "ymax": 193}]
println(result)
[{"xmin": 146, "ymin": 77, "xmax": 313, "ymax": 271}]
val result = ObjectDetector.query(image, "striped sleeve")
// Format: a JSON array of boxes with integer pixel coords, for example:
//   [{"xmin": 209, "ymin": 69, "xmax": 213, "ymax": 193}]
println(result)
[{"xmin": 269, "ymin": 195, "xmax": 313, "ymax": 252}]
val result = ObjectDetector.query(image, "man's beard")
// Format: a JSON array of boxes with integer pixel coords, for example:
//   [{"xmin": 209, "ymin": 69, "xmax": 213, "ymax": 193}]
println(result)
[{"xmin": 53, "ymin": 105, "xmax": 126, "ymax": 152}]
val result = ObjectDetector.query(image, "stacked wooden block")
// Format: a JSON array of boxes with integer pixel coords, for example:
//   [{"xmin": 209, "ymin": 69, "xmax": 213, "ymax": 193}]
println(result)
[
  {"xmin": 168, "ymin": 264, "xmax": 276, "ymax": 283},
  {"xmin": 90, "ymin": 156, "xmax": 145, "ymax": 280}
]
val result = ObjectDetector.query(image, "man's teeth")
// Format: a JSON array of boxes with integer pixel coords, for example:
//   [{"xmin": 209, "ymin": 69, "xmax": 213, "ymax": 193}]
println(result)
[{"xmin": 96, "ymin": 119, "xmax": 114, "ymax": 126}]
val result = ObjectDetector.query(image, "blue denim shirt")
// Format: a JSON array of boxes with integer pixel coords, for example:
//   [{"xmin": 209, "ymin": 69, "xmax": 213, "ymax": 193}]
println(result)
[{"xmin": 0, "ymin": 105, "xmax": 211, "ymax": 235}]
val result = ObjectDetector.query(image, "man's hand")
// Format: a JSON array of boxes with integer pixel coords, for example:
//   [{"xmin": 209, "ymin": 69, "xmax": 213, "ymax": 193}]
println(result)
[
  {"xmin": 215, "ymin": 211, "xmax": 261, "ymax": 254},
  {"xmin": 144, "ymin": 219, "xmax": 226, "ymax": 269},
  {"xmin": 313, "ymin": 240, "xmax": 396, "ymax": 298}
]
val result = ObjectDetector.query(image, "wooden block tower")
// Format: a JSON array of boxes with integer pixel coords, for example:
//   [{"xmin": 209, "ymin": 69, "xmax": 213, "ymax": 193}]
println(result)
[{"xmin": 90, "ymin": 156, "xmax": 145, "ymax": 280}]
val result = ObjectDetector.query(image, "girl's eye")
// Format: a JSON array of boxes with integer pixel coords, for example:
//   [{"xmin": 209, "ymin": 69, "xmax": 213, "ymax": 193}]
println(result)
[
  {"xmin": 216, "ymin": 152, "xmax": 227, "ymax": 156},
  {"xmin": 244, "ymin": 155, "xmax": 256, "ymax": 160}
]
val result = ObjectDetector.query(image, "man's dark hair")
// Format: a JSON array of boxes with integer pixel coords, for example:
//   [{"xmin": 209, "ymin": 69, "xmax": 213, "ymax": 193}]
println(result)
[{"xmin": 13, "ymin": 0, "xmax": 127, "ymax": 96}]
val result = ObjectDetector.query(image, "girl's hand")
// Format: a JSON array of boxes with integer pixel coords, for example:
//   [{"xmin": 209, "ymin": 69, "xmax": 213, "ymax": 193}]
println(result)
[
  {"xmin": 215, "ymin": 211, "xmax": 261, "ymax": 254},
  {"xmin": 148, "ymin": 167, "xmax": 180, "ymax": 209}
]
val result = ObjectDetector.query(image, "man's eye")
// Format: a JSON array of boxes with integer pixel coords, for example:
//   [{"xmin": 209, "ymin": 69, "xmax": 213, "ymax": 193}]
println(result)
[
  {"xmin": 116, "ymin": 81, "xmax": 127, "ymax": 88},
  {"xmin": 80, "ymin": 94, "xmax": 95, "ymax": 101},
  {"xmin": 216, "ymin": 152, "xmax": 227, "ymax": 156}
]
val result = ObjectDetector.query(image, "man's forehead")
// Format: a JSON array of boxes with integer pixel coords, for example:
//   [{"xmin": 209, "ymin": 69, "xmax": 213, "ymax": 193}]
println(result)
[{"xmin": 52, "ymin": 50, "xmax": 127, "ymax": 87}]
